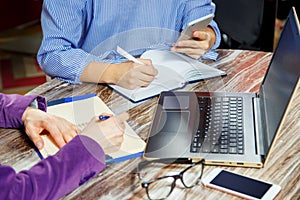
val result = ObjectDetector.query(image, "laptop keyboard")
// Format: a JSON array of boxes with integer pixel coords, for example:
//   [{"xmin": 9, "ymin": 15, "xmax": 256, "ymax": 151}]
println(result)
[{"xmin": 190, "ymin": 96, "xmax": 244, "ymax": 154}]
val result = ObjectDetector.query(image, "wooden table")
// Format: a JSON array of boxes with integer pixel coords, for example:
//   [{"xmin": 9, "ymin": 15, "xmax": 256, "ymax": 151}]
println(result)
[{"xmin": 0, "ymin": 50, "xmax": 299, "ymax": 200}]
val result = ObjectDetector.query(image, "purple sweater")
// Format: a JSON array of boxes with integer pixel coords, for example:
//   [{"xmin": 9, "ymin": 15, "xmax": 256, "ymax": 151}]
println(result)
[{"xmin": 0, "ymin": 93, "xmax": 106, "ymax": 199}]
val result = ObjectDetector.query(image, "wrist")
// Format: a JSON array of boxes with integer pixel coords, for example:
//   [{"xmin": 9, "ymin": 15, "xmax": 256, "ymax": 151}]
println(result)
[
  {"xmin": 22, "ymin": 106, "xmax": 33, "ymax": 122},
  {"xmin": 101, "ymin": 63, "xmax": 120, "ymax": 84},
  {"xmin": 80, "ymin": 131, "xmax": 97, "ymax": 142},
  {"xmin": 81, "ymin": 62, "xmax": 121, "ymax": 84},
  {"xmin": 76, "ymin": 135, "xmax": 106, "ymax": 166}
]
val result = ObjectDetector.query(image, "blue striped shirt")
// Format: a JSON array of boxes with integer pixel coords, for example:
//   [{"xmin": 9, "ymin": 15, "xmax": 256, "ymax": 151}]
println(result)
[{"xmin": 37, "ymin": 0, "xmax": 221, "ymax": 84}]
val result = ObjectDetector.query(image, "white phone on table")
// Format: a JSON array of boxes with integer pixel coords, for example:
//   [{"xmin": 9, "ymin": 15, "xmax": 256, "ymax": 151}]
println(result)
[
  {"xmin": 177, "ymin": 13, "xmax": 214, "ymax": 41},
  {"xmin": 201, "ymin": 168, "xmax": 281, "ymax": 200}
]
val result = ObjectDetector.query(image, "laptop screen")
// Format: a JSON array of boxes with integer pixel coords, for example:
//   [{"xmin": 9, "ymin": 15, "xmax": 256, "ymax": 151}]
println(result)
[{"xmin": 259, "ymin": 8, "xmax": 300, "ymax": 148}]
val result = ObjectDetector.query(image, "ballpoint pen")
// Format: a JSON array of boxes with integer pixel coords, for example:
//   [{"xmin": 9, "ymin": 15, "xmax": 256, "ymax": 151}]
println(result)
[
  {"xmin": 99, "ymin": 115, "xmax": 110, "ymax": 121},
  {"xmin": 117, "ymin": 46, "xmax": 144, "ymax": 64}
]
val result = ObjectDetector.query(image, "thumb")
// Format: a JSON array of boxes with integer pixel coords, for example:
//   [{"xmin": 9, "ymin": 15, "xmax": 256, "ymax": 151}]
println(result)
[{"xmin": 193, "ymin": 30, "xmax": 209, "ymax": 40}]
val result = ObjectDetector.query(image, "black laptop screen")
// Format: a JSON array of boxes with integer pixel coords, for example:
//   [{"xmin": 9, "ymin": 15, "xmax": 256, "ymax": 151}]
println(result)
[{"xmin": 259, "ymin": 8, "xmax": 300, "ymax": 148}]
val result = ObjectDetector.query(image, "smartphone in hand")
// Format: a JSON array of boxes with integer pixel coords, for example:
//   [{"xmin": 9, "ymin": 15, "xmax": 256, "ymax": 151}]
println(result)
[
  {"xmin": 202, "ymin": 168, "xmax": 281, "ymax": 200},
  {"xmin": 177, "ymin": 14, "xmax": 214, "ymax": 41}
]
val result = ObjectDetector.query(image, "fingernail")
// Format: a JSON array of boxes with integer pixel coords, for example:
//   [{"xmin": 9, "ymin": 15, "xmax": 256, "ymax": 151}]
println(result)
[{"xmin": 36, "ymin": 142, "xmax": 42, "ymax": 149}]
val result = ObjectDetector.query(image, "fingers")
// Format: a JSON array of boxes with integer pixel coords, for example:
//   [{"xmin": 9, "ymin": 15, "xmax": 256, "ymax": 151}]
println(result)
[
  {"xmin": 132, "ymin": 71, "xmax": 157, "ymax": 88},
  {"xmin": 99, "ymin": 112, "xmax": 128, "ymax": 134},
  {"xmin": 193, "ymin": 31, "xmax": 210, "ymax": 41},
  {"xmin": 81, "ymin": 112, "xmax": 129, "ymax": 154},
  {"xmin": 102, "ymin": 112, "xmax": 128, "ymax": 137},
  {"xmin": 171, "ymin": 29, "xmax": 213, "ymax": 59},
  {"xmin": 137, "ymin": 58, "xmax": 152, "ymax": 66},
  {"xmin": 172, "ymin": 45, "xmax": 206, "ymax": 58},
  {"xmin": 134, "ymin": 61, "xmax": 158, "ymax": 76},
  {"xmin": 171, "ymin": 41, "xmax": 207, "ymax": 59},
  {"xmin": 27, "ymin": 117, "xmax": 83, "ymax": 150},
  {"xmin": 117, "ymin": 61, "xmax": 158, "ymax": 89},
  {"xmin": 26, "ymin": 128, "xmax": 45, "ymax": 149},
  {"xmin": 133, "ymin": 63, "xmax": 158, "ymax": 87},
  {"xmin": 42, "ymin": 116, "xmax": 79, "ymax": 148},
  {"xmin": 23, "ymin": 107, "xmax": 80, "ymax": 149},
  {"xmin": 43, "ymin": 122, "xmax": 68, "ymax": 148}
]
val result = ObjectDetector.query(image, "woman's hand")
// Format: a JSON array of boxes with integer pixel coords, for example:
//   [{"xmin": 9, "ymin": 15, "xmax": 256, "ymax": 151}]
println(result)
[
  {"xmin": 102, "ymin": 59, "xmax": 158, "ymax": 90},
  {"xmin": 171, "ymin": 27, "xmax": 216, "ymax": 59},
  {"xmin": 81, "ymin": 112, "xmax": 129, "ymax": 154},
  {"xmin": 22, "ymin": 107, "xmax": 80, "ymax": 150}
]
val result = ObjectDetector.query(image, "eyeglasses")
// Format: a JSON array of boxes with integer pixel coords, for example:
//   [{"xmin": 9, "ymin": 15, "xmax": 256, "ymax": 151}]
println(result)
[{"xmin": 137, "ymin": 158, "xmax": 204, "ymax": 200}]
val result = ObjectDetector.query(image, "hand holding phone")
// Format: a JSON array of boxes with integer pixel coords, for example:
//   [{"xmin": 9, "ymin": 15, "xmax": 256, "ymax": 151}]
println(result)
[
  {"xmin": 177, "ymin": 14, "xmax": 214, "ymax": 41},
  {"xmin": 202, "ymin": 168, "xmax": 281, "ymax": 200}
]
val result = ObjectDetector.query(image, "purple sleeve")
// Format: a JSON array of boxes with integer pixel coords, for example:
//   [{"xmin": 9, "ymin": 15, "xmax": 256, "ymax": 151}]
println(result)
[
  {"xmin": 0, "ymin": 93, "xmax": 46, "ymax": 128},
  {"xmin": 0, "ymin": 135, "xmax": 106, "ymax": 199}
]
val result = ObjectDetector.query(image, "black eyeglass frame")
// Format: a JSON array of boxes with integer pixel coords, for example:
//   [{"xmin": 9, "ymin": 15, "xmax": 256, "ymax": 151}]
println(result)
[{"xmin": 137, "ymin": 158, "xmax": 205, "ymax": 200}]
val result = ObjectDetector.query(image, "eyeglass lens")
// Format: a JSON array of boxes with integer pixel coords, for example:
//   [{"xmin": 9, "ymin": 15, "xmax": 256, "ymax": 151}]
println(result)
[
  {"xmin": 139, "ymin": 160, "xmax": 203, "ymax": 200},
  {"xmin": 181, "ymin": 163, "xmax": 203, "ymax": 187},
  {"xmin": 146, "ymin": 176, "xmax": 175, "ymax": 200}
]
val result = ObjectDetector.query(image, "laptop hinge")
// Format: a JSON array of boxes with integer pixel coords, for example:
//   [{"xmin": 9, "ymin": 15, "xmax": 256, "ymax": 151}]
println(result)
[{"xmin": 253, "ymin": 96, "xmax": 267, "ymax": 156}]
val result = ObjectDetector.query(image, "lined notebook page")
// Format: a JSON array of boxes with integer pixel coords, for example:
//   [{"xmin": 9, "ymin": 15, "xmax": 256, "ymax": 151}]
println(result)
[{"xmin": 39, "ymin": 96, "xmax": 145, "ymax": 160}]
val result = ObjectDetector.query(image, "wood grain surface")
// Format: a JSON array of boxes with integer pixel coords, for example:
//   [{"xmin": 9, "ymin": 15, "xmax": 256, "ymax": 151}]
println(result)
[{"xmin": 0, "ymin": 50, "xmax": 299, "ymax": 200}]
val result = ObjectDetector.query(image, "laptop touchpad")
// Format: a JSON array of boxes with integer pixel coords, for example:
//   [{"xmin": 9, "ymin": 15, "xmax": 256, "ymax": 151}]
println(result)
[
  {"xmin": 163, "ymin": 96, "xmax": 189, "ymax": 109},
  {"xmin": 158, "ymin": 111, "xmax": 189, "ymax": 133},
  {"xmin": 145, "ymin": 111, "xmax": 192, "ymax": 157}
]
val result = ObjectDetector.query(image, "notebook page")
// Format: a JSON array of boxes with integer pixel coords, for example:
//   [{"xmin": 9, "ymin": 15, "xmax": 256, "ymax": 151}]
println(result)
[
  {"xmin": 39, "ymin": 96, "xmax": 145, "ymax": 160},
  {"xmin": 109, "ymin": 64, "xmax": 185, "ymax": 102},
  {"xmin": 141, "ymin": 50, "xmax": 226, "ymax": 82}
]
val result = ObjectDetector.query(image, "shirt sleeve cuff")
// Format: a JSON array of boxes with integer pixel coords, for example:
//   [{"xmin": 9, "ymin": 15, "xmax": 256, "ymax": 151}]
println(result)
[
  {"xmin": 201, "ymin": 49, "xmax": 220, "ymax": 60},
  {"xmin": 1, "ymin": 94, "xmax": 46, "ymax": 128}
]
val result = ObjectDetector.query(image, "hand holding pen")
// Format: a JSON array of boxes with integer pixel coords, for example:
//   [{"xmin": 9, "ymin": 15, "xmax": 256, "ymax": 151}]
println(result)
[
  {"xmin": 112, "ymin": 46, "xmax": 158, "ymax": 90},
  {"xmin": 81, "ymin": 112, "xmax": 129, "ymax": 154}
]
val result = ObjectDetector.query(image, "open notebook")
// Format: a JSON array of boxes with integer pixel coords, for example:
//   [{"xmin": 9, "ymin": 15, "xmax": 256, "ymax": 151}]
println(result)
[
  {"xmin": 38, "ymin": 94, "xmax": 145, "ymax": 164},
  {"xmin": 109, "ymin": 50, "xmax": 226, "ymax": 102}
]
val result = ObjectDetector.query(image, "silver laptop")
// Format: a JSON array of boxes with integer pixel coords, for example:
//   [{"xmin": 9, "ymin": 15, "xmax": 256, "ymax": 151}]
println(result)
[{"xmin": 144, "ymin": 8, "xmax": 300, "ymax": 168}]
